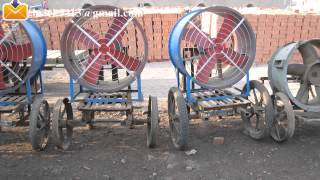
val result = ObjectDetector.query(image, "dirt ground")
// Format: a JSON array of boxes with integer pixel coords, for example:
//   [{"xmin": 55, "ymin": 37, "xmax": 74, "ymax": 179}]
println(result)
[
  {"xmin": 0, "ymin": 64, "xmax": 320, "ymax": 180},
  {"xmin": 1, "ymin": 97, "xmax": 320, "ymax": 180}
]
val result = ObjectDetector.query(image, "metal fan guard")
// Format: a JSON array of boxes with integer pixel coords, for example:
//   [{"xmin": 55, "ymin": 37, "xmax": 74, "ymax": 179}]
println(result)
[
  {"xmin": 169, "ymin": 6, "xmax": 256, "ymax": 89},
  {"xmin": 0, "ymin": 19, "xmax": 47, "ymax": 95},
  {"xmin": 61, "ymin": 5, "xmax": 148, "ymax": 93}
]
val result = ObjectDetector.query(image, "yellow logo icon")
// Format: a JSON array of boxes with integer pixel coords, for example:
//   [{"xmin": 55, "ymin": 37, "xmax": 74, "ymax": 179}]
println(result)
[{"xmin": 2, "ymin": 0, "xmax": 29, "ymax": 21}]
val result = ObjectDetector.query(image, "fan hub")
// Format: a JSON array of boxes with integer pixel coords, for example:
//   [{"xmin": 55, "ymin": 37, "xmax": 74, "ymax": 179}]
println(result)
[
  {"xmin": 98, "ymin": 43, "xmax": 110, "ymax": 55},
  {"xmin": 214, "ymin": 44, "xmax": 224, "ymax": 53},
  {"xmin": 306, "ymin": 62, "xmax": 320, "ymax": 86}
]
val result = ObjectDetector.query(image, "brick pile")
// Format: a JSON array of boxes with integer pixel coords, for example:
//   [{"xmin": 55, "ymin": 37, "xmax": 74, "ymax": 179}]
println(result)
[
  {"xmin": 30, "ymin": 8, "xmax": 320, "ymax": 64},
  {"xmin": 245, "ymin": 13, "xmax": 320, "ymax": 63}
]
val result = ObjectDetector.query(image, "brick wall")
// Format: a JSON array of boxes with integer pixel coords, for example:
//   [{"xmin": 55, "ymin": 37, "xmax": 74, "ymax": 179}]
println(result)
[
  {"xmin": 245, "ymin": 13, "xmax": 320, "ymax": 64},
  {"xmin": 31, "ymin": 11, "xmax": 320, "ymax": 64}
]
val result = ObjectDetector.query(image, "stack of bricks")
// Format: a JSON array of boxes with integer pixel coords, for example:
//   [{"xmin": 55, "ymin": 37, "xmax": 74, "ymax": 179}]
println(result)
[
  {"xmin": 142, "ymin": 14, "xmax": 163, "ymax": 61},
  {"xmin": 33, "ymin": 16, "xmax": 71, "ymax": 50},
  {"xmin": 29, "ymin": 8, "xmax": 320, "ymax": 64},
  {"xmin": 248, "ymin": 13, "xmax": 320, "ymax": 64},
  {"xmin": 143, "ymin": 14, "xmax": 154, "ymax": 61},
  {"xmin": 161, "ymin": 14, "xmax": 181, "ymax": 60},
  {"xmin": 152, "ymin": 14, "xmax": 163, "ymax": 61}
]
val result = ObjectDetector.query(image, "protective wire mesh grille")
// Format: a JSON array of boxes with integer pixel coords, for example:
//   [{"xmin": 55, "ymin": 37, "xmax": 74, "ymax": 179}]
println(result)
[
  {"xmin": 61, "ymin": 5, "xmax": 147, "ymax": 92},
  {"xmin": 176, "ymin": 7, "xmax": 255, "ymax": 89},
  {"xmin": 0, "ymin": 20, "xmax": 33, "ymax": 93}
]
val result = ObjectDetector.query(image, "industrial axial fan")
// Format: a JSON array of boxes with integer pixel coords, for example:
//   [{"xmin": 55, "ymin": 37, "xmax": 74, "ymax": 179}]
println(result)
[
  {"xmin": 268, "ymin": 39, "xmax": 320, "ymax": 142},
  {"xmin": 0, "ymin": 18, "xmax": 49, "ymax": 151},
  {"xmin": 52, "ymin": 5, "xmax": 159, "ymax": 150},
  {"xmin": 168, "ymin": 6, "xmax": 273, "ymax": 150}
]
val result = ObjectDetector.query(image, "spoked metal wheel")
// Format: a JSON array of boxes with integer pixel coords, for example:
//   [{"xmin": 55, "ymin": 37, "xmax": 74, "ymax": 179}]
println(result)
[
  {"xmin": 242, "ymin": 80, "xmax": 273, "ymax": 140},
  {"xmin": 270, "ymin": 92, "xmax": 295, "ymax": 142},
  {"xmin": 147, "ymin": 96, "xmax": 159, "ymax": 148},
  {"xmin": 52, "ymin": 98, "xmax": 74, "ymax": 150},
  {"xmin": 168, "ymin": 87, "xmax": 189, "ymax": 150},
  {"xmin": 29, "ymin": 96, "xmax": 50, "ymax": 151}
]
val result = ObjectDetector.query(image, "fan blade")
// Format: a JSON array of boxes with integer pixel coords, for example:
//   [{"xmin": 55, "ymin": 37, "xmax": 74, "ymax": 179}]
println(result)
[
  {"xmin": 296, "ymin": 82, "xmax": 310, "ymax": 104},
  {"xmin": 315, "ymin": 86, "xmax": 320, "ymax": 103},
  {"xmin": 0, "ymin": 25, "xmax": 4, "ymax": 38},
  {"xmin": 299, "ymin": 42, "xmax": 318, "ymax": 65},
  {"xmin": 83, "ymin": 53, "xmax": 110, "ymax": 85},
  {"xmin": 69, "ymin": 26, "xmax": 101, "ymax": 48},
  {"xmin": 287, "ymin": 64, "xmax": 307, "ymax": 76},
  {"xmin": 183, "ymin": 28, "xmax": 212, "ymax": 48},
  {"xmin": 4, "ymin": 43, "xmax": 32, "ymax": 62},
  {"xmin": 0, "ymin": 68, "xmax": 5, "ymax": 89},
  {"xmin": 108, "ymin": 48, "xmax": 141, "ymax": 71},
  {"xmin": 216, "ymin": 15, "xmax": 235, "ymax": 43},
  {"xmin": 221, "ymin": 48, "xmax": 248, "ymax": 67},
  {"xmin": 195, "ymin": 54, "xmax": 216, "ymax": 83},
  {"xmin": 105, "ymin": 17, "xmax": 128, "ymax": 47},
  {"xmin": 0, "ymin": 45, "xmax": 6, "ymax": 60}
]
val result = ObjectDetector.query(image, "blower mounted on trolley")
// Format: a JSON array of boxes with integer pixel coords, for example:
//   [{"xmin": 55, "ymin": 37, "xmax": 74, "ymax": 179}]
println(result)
[
  {"xmin": 168, "ymin": 6, "xmax": 274, "ymax": 150},
  {"xmin": 265, "ymin": 39, "xmax": 320, "ymax": 142},
  {"xmin": 0, "ymin": 18, "xmax": 49, "ymax": 151},
  {"xmin": 52, "ymin": 5, "xmax": 159, "ymax": 150}
]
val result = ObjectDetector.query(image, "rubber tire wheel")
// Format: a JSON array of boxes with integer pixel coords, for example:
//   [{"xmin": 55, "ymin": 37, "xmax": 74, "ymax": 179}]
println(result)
[
  {"xmin": 242, "ymin": 80, "xmax": 274, "ymax": 140},
  {"xmin": 29, "ymin": 96, "xmax": 50, "ymax": 151},
  {"xmin": 52, "ymin": 98, "xmax": 73, "ymax": 150},
  {"xmin": 147, "ymin": 96, "xmax": 159, "ymax": 148},
  {"xmin": 168, "ymin": 87, "xmax": 189, "ymax": 150},
  {"xmin": 270, "ymin": 92, "xmax": 295, "ymax": 142}
]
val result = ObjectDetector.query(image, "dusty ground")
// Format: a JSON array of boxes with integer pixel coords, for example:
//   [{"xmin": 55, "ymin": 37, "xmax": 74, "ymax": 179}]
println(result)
[
  {"xmin": 1, "ymin": 63, "xmax": 320, "ymax": 180},
  {"xmin": 1, "ymin": 100, "xmax": 320, "ymax": 180}
]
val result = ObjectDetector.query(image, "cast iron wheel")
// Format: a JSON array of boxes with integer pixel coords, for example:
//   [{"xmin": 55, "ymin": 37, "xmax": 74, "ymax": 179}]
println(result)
[
  {"xmin": 168, "ymin": 87, "xmax": 189, "ymax": 150},
  {"xmin": 242, "ymin": 80, "xmax": 274, "ymax": 140},
  {"xmin": 147, "ymin": 96, "xmax": 159, "ymax": 148},
  {"xmin": 270, "ymin": 92, "xmax": 295, "ymax": 142},
  {"xmin": 52, "ymin": 98, "xmax": 74, "ymax": 150},
  {"xmin": 29, "ymin": 96, "xmax": 50, "ymax": 151}
]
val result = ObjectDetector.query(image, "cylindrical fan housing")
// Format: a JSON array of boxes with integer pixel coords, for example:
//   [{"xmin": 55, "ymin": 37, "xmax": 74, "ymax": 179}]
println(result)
[
  {"xmin": 169, "ymin": 6, "xmax": 256, "ymax": 89},
  {"xmin": 61, "ymin": 5, "xmax": 147, "ymax": 92},
  {"xmin": 268, "ymin": 39, "xmax": 320, "ymax": 112},
  {"xmin": 0, "ymin": 19, "xmax": 47, "ymax": 95}
]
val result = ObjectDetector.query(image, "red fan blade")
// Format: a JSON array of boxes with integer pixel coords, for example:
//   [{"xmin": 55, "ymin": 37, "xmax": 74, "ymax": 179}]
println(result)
[
  {"xmin": 83, "ymin": 53, "xmax": 110, "ymax": 85},
  {"xmin": 0, "ymin": 69, "xmax": 5, "ymax": 89},
  {"xmin": 0, "ymin": 45, "xmax": 6, "ymax": 60},
  {"xmin": 3, "ymin": 43, "xmax": 32, "ymax": 62},
  {"xmin": 69, "ymin": 26, "xmax": 102, "ymax": 48},
  {"xmin": 221, "ymin": 48, "xmax": 248, "ymax": 67},
  {"xmin": 184, "ymin": 28, "xmax": 212, "ymax": 48},
  {"xmin": 108, "ymin": 47, "xmax": 141, "ymax": 71},
  {"xmin": 0, "ymin": 25, "xmax": 4, "ymax": 37},
  {"xmin": 216, "ymin": 15, "xmax": 235, "ymax": 43},
  {"xmin": 105, "ymin": 17, "xmax": 128, "ymax": 46},
  {"xmin": 0, "ymin": 42, "xmax": 32, "ymax": 89},
  {"xmin": 195, "ymin": 52, "xmax": 216, "ymax": 83}
]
